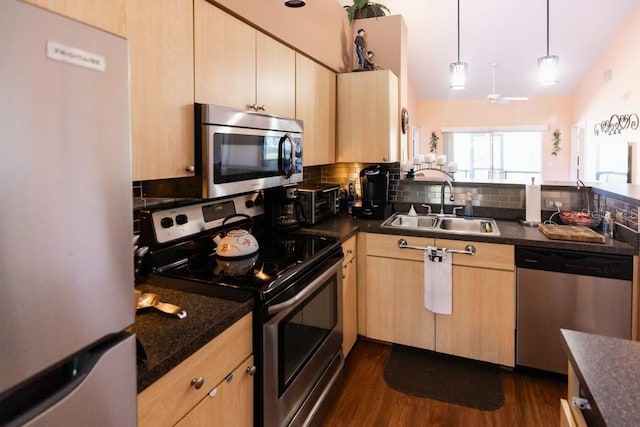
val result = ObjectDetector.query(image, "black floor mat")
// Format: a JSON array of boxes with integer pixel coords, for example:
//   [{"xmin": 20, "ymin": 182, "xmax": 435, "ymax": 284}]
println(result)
[{"xmin": 383, "ymin": 344, "xmax": 504, "ymax": 411}]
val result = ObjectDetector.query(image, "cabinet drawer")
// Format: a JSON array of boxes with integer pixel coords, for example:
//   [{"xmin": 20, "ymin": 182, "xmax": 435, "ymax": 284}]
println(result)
[
  {"xmin": 366, "ymin": 233, "xmax": 435, "ymax": 261},
  {"xmin": 138, "ymin": 313, "xmax": 253, "ymax": 427},
  {"xmin": 342, "ymin": 235, "xmax": 357, "ymax": 263},
  {"xmin": 435, "ymin": 239, "xmax": 514, "ymax": 271}
]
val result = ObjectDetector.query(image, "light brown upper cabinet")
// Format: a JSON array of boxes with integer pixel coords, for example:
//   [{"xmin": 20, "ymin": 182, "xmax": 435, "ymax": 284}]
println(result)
[
  {"xmin": 194, "ymin": 0, "xmax": 295, "ymax": 118},
  {"xmin": 337, "ymin": 70, "xmax": 399, "ymax": 164},
  {"xmin": 23, "ymin": 0, "xmax": 126, "ymax": 37},
  {"xmin": 296, "ymin": 54, "xmax": 336, "ymax": 167},
  {"xmin": 127, "ymin": 0, "xmax": 195, "ymax": 181}
]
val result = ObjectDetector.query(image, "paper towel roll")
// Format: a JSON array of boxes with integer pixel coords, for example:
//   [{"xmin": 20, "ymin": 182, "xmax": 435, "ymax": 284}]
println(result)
[{"xmin": 525, "ymin": 183, "xmax": 541, "ymax": 223}]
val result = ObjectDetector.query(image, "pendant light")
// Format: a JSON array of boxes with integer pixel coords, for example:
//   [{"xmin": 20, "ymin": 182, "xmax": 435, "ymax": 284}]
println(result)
[
  {"xmin": 538, "ymin": 0, "xmax": 559, "ymax": 85},
  {"xmin": 284, "ymin": 0, "xmax": 305, "ymax": 7},
  {"xmin": 450, "ymin": 0, "xmax": 467, "ymax": 89}
]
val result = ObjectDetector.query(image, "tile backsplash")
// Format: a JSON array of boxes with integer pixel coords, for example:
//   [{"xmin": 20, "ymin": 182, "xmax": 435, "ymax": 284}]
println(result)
[{"xmin": 305, "ymin": 162, "xmax": 639, "ymax": 233}]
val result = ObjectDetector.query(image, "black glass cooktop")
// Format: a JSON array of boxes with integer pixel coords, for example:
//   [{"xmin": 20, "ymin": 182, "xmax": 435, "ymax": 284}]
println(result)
[{"xmin": 149, "ymin": 232, "xmax": 340, "ymax": 302}]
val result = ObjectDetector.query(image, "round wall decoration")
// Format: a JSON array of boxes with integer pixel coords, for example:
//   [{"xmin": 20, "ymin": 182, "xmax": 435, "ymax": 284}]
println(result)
[{"xmin": 401, "ymin": 108, "xmax": 409, "ymax": 134}]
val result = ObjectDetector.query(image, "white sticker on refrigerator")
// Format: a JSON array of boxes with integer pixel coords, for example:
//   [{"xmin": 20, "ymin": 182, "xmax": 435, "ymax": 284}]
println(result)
[{"xmin": 46, "ymin": 41, "xmax": 106, "ymax": 72}]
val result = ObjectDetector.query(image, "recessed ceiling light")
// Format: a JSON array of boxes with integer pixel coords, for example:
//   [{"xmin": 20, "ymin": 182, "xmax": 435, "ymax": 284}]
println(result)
[{"xmin": 284, "ymin": 0, "xmax": 305, "ymax": 7}]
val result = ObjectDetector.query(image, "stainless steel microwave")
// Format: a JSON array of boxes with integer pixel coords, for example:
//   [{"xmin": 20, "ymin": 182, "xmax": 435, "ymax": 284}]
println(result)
[{"xmin": 195, "ymin": 104, "xmax": 303, "ymax": 198}]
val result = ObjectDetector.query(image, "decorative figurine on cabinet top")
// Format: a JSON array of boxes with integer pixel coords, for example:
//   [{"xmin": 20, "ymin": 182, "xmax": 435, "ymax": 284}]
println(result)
[
  {"xmin": 354, "ymin": 28, "xmax": 366, "ymax": 70},
  {"xmin": 364, "ymin": 50, "xmax": 378, "ymax": 70}
]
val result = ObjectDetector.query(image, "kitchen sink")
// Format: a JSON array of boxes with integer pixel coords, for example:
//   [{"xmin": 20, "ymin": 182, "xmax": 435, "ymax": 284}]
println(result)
[
  {"xmin": 381, "ymin": 213, "xmax": 500, "ymax": 236},
  {"xmin": 437, "ymin": 217, "xmax": 500, "ymax": 236},
  {"xmin": 381, "ymin": 213, "xmax": 439, "ymax": 230}
]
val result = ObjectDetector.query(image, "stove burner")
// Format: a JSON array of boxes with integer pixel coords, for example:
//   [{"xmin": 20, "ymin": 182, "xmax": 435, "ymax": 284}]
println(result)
[{"xmin": 186, "ymin": 253, "xmax": 214, "ymax": 274}]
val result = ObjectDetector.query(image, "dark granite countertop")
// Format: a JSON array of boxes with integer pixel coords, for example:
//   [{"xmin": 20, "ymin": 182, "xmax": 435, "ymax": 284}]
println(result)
[
  {"xmin": 561, "ymin": 329, "xmax": 640, "ymax": 427},
  {"xmin": 129, "ymin": 284, "xmax": 253, "ymax": 392},
  {"xmin": 301, "ymin": 212, "xmax": 637, "ymax": 255},
  {"xmin": 130, "ymin": 212, "xmax": 635, "ymax": 394}
]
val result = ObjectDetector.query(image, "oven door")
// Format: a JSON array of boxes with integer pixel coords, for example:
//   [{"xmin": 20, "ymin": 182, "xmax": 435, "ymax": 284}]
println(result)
[
  {"xmin": 263, "ymin": 258, "xmax": 343, "ymax": 427},
  {"xmin": 202, "ymin": 124, "xmax": 302, "ymax": 198}
]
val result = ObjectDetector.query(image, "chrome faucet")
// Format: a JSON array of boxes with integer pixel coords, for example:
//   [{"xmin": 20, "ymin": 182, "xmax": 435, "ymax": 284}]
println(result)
[
  {"xmin": 439, "ymin": 178, "xmax": 455, "ymax": 215},
  {"xmin": 576, "ymin": 178, "xmax": 591, "ymax": 214}
]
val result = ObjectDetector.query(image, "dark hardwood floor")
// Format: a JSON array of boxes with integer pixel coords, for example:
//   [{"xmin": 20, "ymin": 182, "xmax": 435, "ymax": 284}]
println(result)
[{"xmin": 321, "ymin": 339, "xmax": 567, "ymax": 426}]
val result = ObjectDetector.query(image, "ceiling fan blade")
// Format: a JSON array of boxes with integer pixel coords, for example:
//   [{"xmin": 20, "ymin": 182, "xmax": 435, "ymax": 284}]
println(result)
[{"xmin": 502, "ymin": 96, "xmax": 529, "ymax": 101}]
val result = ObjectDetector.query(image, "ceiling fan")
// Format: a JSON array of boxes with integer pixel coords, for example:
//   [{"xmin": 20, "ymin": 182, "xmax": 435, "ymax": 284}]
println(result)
[{"xmin": 486, "ymin": 62, "xmax": 528, "ymax": 104}]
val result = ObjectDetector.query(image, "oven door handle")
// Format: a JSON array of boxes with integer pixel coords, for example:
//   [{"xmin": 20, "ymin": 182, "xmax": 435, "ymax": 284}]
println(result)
[{"xmin": 267, "ymin": 260, "xmax": 340, "ymax": 315}]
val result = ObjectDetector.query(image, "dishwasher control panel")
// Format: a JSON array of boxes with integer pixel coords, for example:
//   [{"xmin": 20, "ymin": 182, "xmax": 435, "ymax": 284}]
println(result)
[{"xmin": 515, "ymin": 246, "xmax": 633, "ymax": 280}]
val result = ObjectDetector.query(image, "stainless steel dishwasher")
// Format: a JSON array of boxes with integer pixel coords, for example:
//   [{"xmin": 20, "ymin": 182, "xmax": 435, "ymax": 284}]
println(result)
[{"xmin": 516, "ymin": 246, "xmax": 633, "ymax": 375}]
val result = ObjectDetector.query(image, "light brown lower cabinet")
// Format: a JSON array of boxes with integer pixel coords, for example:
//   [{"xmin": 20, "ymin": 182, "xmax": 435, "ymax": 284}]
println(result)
[
  {"xmin": 364, "ymin": 233, "xmax": 436, "ymax": 350},
  {"xmin": 559, "ymin": 364, "xmax": 588, "ymax": 427},
  {"xmin": 137, "ymin": 313, "xmax": 253, "ymax": 427},
  {"xmin": 362, "ymin": 233, "xmax": 515, "ymax": 366},
  {"xmin": 176, "ymin": 355, "xmax": 254, "ymax": 427},
  {"xmin": 434, "ymin": 238, "xmax": 515, "ymax": 367},
  {"xmin": 342, "ymin": 236, "xmax": 358, "ymax": 357}
]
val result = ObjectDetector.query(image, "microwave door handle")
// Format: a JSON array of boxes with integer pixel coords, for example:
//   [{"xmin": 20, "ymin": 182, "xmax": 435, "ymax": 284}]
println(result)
[{"xmin": 278, "ymin": 134, "xmax": 294, "ymax": 178}]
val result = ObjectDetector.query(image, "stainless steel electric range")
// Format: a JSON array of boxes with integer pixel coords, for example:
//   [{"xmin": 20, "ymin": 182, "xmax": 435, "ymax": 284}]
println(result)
[{"xmin": 136, "ymin": 193, "xmax": 344, "ymax": 427}]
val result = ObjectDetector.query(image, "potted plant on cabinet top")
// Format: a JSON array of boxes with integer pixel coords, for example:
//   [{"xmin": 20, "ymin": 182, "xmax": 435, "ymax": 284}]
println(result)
[{"xmin": 344, "ymin": 0, "xmax": 390, "ymax": 22}]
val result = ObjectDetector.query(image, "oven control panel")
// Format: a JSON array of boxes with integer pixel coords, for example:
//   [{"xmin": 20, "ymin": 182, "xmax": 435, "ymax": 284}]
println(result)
[{"xmin": 150, "ymin": 193, "xmax": 264, "ymax": 244}]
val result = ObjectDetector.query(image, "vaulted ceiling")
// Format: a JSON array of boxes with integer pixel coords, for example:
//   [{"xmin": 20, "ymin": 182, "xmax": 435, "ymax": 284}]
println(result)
[{"xmin": 338, "ymin": 0, "xmax": 640, "ymax": 101}]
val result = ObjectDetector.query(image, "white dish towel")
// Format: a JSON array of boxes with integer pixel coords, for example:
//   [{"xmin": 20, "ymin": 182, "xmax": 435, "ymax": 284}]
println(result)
[{"xmin": 424, "ymin": 246, "xmax": 452, "ymax": 315}]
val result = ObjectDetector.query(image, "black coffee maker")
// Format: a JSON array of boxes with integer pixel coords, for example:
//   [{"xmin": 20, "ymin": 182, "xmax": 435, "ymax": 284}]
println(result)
[
  {"xmin": 352, "ymin": 165, "xmax": 392, "ymax": 219},
  {"xmin": 264, "ymin": 185, "xmax": 301, "ymax": 231}
]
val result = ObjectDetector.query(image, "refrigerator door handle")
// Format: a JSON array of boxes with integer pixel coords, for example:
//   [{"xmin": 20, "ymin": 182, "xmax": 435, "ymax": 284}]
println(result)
[{"xmin": 0, "ymin": 333, "xmax": 137, "ymax": 427}]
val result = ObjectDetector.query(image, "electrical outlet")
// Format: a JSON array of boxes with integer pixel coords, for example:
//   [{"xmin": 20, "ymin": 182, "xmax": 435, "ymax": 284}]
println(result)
[{"xmin": 544, "ymin": 199, "xmax": 556, "ymax": 208}]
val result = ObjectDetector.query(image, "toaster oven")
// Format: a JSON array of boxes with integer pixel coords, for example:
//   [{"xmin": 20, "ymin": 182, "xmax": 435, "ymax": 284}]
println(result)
[{"xmin": 297, "ymin": 183, "xmax": 340, "ymax": 225}]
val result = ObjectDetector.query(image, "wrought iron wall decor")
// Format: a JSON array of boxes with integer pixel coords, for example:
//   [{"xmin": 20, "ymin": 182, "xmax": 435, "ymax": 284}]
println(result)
[{"xmin": 594, "ymin": 113, "xmax": 639, "ymax": 136}]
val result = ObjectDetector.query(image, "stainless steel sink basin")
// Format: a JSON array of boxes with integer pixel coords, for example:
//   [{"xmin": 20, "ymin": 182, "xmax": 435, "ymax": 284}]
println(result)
[
  {"xmin": 437, "ymin": 217, "xmax": 500, "ymax": 236},
  {"xmin": 381, "ymin": 213, "xmax": 500, "ymax": 236},
  {"xmin": 381, "ymin": 214, "xmax": 438, "ymax": 230}
]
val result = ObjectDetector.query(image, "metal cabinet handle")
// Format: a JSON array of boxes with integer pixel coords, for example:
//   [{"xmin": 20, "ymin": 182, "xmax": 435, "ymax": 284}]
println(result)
[
  {"xmin": 247, "ymin": 103, "xmax": 265, "ymax": 112},
  {"xmin": 185, "ymin": 165, "xmax": 195, "ymax": 173},
  {"xmin": 191, "ymin": 377, "xmax": 205, "ymax": 389},
  {"xmin": 246, "ymin": 366, "xmax": 257, "ymax": 376}
]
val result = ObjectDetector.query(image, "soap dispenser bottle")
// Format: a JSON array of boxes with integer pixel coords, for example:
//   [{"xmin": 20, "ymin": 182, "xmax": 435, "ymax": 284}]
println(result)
[
  {"xmin": 464, "ymin": 192, "xmax": 474, "ymax": 218},
  {"xmin": 602, "ymin": 211, "xmax": 613, "ymax": 238}
]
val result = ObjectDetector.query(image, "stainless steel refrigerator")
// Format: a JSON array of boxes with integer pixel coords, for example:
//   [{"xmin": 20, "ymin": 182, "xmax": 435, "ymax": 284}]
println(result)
[{"xmin": 0, "ymin": 1, "xmax": 137, "ymax": 425}]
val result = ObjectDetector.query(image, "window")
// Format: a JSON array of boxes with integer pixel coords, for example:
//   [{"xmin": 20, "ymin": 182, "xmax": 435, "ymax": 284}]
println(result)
[
  {"xmin": 592, "ymin": 140, "xmax": 630, "ymax": 183},
  {"xmin": 444, "ymin": 129, "xmax": 543, "ymax": 182}
]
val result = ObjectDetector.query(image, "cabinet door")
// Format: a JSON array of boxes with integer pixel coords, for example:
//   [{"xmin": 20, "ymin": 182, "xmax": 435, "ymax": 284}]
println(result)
[
  {"xmin": 127, "ymin": 0, "xmax": 194, "ymax": 181},
  {"xmin": 176, "ymin": 356, "xmax": 254, "ymax": 427},
  {"xmin": 365, "ymin": 256, "xmax": 435, "ymax": 350},
  {"xmin": 137, "ymin": 314, "xmax": 253, "ymax": 427},
  {"xmin": 435, "ymin": 265, "xmax": 515, "ymax": 366},
  {"xmin": 296, "ymin": 54, "xmax": 336, "ymax": 166},
  {"xmin": 256, "ymin": 32, "xmax": 295, "ymax": 118},
  {"xmin": 23, "ymin": 0, "xmax": 126, "ymax": 36},
  {"xmin": 342, "ymin": 252, "xmax": 357, "ymax": 357},
  {"xmin": 194, "ymin": 0, "xmax": 255, "ymax": 109},
  {"xmin": 337, "ymin": 69, "xmax": 399, "ymax": 163}
]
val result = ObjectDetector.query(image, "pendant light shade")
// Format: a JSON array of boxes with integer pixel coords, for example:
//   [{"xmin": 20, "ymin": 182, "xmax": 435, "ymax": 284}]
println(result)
[
  {"xmin": 538, "ymin": 0, "xmax": 559, "ymax": 85},
  {"xmin": 450, "ymin": 0, "xmax": 467, "ymax": 89},
  {"xmin": 284, "ymin": 0, "xmax": 305, "ymax": 7},
  {"xmin": 450, "ymin": 62, "xmax": 468, "ymax": 90},
  {"xmin": 538, "ymin": 55, "xmax": 559, "ymax": 85}
]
